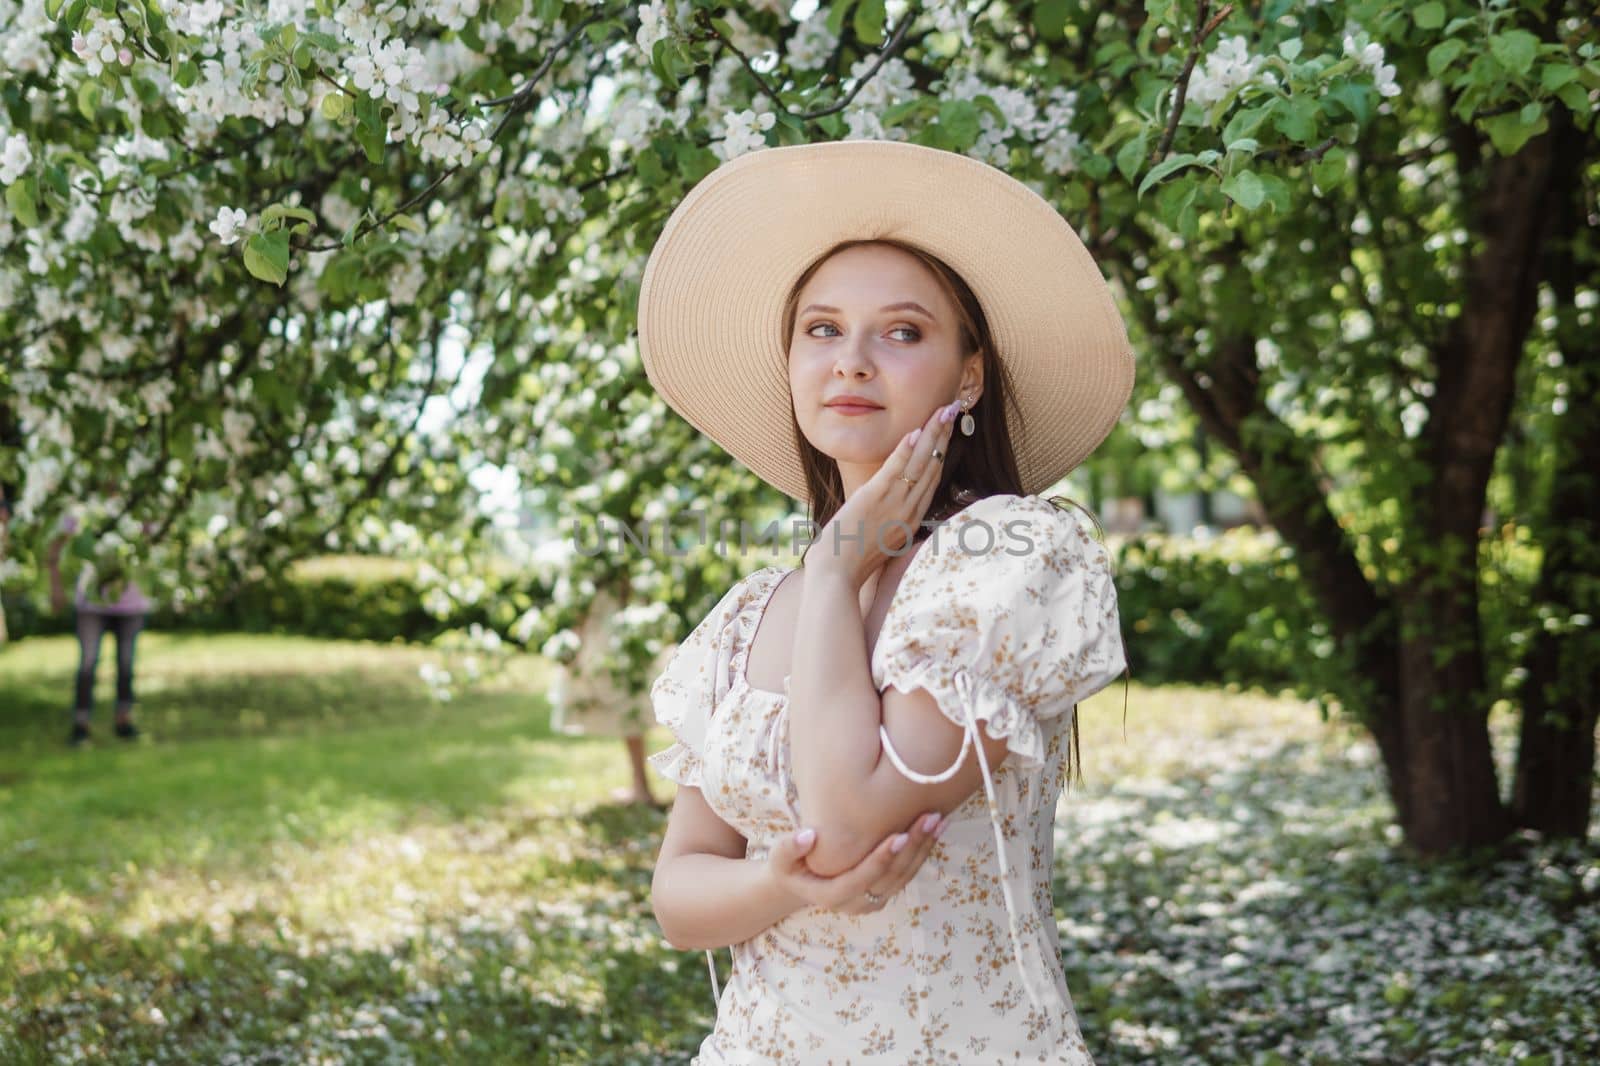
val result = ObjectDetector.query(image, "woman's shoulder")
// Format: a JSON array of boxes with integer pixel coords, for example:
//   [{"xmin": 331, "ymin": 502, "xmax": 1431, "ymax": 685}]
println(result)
[
  {"xmin": 922, "ymin": 492, "xmax": 1110, "ymax": 575},
  {"xmin": 688, "ymin": 563, "xmax": 792, "ymax": 634}
]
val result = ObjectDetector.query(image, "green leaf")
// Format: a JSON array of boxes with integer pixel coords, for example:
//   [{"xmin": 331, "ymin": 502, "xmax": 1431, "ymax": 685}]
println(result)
[
  {"xmin": 1427, "ymin": 39, "xmax": 1465, "ymax": 77},
  {"xmin": 853, "ymin": 0, "xmax": 885, "ymax": 46},
  {"xmin": 44, "ymin": 164, "xmax": 69, "ymax": 199},
  {"xmin": 1412, "ymin": 2, "xmax": 1445, "ymax": 29},
  {"xmin": 1323, "ymin": 82, "xmax": 1372, "ymax": 127},
  {"xmin": 1222, "ymin": 103, "xmax": 1271, "ymax": 146},
  {"xmin": 1255, "ymin": 172, "xmax": 1290, "ymax": 214},
  {"xmin": 1154, "ymin": 174, "xmax": 1199, "ymax": 234},
  {"xmin": 243, "ymin": 230, "xmax": 290, "ymax": 285},
  {"xmin": 1035, "ymin": 0, "xmax": 1072, "ymax": 41},
  {"xmin": 264, "ymin": 204, "xmax": 318, "ymax": 227},
  {"xmin": 1278, "ymin": 38, "xmax": 1302, "ymax": 61},
  {"xmin": 938, "ymin": 99, "xmax": 980, "ymax": 150},
  {"xmin": 1540, "ymin": 63, "xmax": 1579, "ymax": 92},
  {"xmin": 1483, "ymin": 109, "xmax": 1547, "ymax": 156},
  {"xmin": 493, "ymin": 0, "xmax": 519, "ymax": 31},
  {"xmin": 320, "ymin": 92, "xmax": 347, "ymax": 120},
  {"xmin": 1311, "ymin": 147, "xmax": 1347, "ymax": 192},
  {"xmin": 883, "ymin": 97, "xmax": 937, "ymax": 127},
  {"xmin": 1137, "ymin": 152, "xmax": 1202, "ymax": 198},
  {"xmin": 650, "ymin": 37, "xmax": 679, "ymax": 91},
  {"xmin": 635, "ymin": 145, "xmax": 666, "ymax": 186},
  {"xmin": 1489, "ymin": 30, "xmax": 1539, "ymax": 77},
  {"xmin": 355, "ymin": 123, "xmax": 385, "ymax": 164},
  {"xmin": 1114, "ymin": 130, "xmax": 1148, "ymax": 185},
  {"xmin": 77, "ymin": 79, "xmax": 102, "ymax": 121},
  {"xmin": 826, "ymin": 0, "xmax": 854, "ymax": 37},
  {"xmin": 390, "ymin": 214, "xmax": 426, "ymax": 235},
  {"xmin": 1554, "ymin": 81, "xmax": 1588, "ymax": 115},
  {"xmin": 971, "ymin": 93, "xmax": 1008, "ymax": 127},
  {"xmin": 45, "ymin": 0, "xmax": 64, "ymax": 18},
  {"xmin": 1220, "ymin": 169, "xmax": 1264, "ymax": 210},
  {"xmin": 1271, "ymin": 95, "xmax": 1319, "ymax": 142},
  {"xmin": 5, "ymin": 177, "xmax": 39, "ymax": 227},
  {"xmin": 175, "ymin": 58, "xmax": 198, "ymax": 88}
]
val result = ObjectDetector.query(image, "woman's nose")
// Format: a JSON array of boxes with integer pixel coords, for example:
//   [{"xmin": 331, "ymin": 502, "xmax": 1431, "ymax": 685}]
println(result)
[{"xmin": 834, "ymin": 339, "xmax": 875, "ymax": 377}]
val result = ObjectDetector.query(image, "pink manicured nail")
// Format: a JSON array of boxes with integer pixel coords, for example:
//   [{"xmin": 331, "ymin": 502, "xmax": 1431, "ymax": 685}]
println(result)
[
  {"xmin": 939, "ymin": 405, "xmax": 956, "ymax": 424},
  {"xmin": 934, "ymin": 819, "xmax": 949, "ymax": 838},
  {"xmin": 922, "ymin": 813, "xmax": 940, "ymax": 832},
  {"xmin": 890, "ymin": 833, "xmax": 908, "ymax": 853},
  {"xmin": 907, "ymin": 427, "xmax": 922, "ymax": 446},
  {"xmin": 795, "ymin": 827, "xmax": 815, "ymax": 846}
]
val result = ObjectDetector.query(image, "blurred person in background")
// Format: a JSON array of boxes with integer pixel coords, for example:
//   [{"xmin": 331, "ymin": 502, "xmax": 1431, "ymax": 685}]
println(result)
[
  {"xmin": 46, "ymin": 501, "xmax": 155, "ymax": 746},
  {"xmin": 548, "ymin": 585, "xmax": 674, "ymax": 808}
]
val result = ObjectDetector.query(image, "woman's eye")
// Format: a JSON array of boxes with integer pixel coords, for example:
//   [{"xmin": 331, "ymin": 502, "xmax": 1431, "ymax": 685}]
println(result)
[{"xmin": 805, "ymin": 323, "xmax": 921, "ymax": 341}]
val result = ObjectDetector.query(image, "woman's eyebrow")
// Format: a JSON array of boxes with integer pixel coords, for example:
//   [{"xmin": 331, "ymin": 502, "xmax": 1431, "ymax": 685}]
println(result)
[{"xmin": 800, "ymin": 301, "xmax": 935, "ymax": 320}]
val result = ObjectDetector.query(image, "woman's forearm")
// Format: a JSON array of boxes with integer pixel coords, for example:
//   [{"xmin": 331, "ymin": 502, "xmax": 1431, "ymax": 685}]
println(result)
[
  {"xmin": 786, "ymin": 567, "xmax": 885, "ymax": 869},
  {"xmin": 652, "ymin": 851, "xmax": 805, "ymax": 951}
]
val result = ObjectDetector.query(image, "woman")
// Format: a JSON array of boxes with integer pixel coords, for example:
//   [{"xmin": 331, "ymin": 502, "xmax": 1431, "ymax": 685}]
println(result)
[
  {"xmin": 637, "ymin": 140, "xmax": 1133, "ymax": 1063},
  {"xmin": 47, "ymin": 509, "xmax": 152, "ymax": 746},
  {"xmin": 547, "ymin": 583, "xmax": 676, "ymax": 808}
]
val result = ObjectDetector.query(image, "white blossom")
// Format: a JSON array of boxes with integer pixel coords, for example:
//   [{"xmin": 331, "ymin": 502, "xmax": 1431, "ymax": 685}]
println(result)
[
  {"xmin": 636, "ymin": 1, "xmax": 672, "ymax": 55},
  {"xmin": 786, "ymin": 11, "xmax": 839, "ymax": 71},
  {"xmin": 1343, "ymin": 33, "xmax": 1402, "ymax": 98},
  {"xmin": 1186, "ymin": 35, "xmax": 1279, "ymax": 110},
  {"xmin": 716, "ymin": 109, "xmax": 775, "ymax": 161},
  {"xmin": 0, "ymin": 133, "xmax": 32, "ymax": 185},
  {"xmin": 208, "ymin": 205, "xmax": 249, "ymax": 245}
]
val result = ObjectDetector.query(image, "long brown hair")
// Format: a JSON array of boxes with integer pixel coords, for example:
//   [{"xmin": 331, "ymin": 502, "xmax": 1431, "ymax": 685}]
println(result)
[{"xmin": 779, "ymin": 237, "xmax": 1129, "ymax": 790}]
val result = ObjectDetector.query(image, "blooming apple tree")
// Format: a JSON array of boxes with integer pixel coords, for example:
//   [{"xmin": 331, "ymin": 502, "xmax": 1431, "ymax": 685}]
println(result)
[{"xmin": 2, "ymin": 0, "xmax": 1597, "ymax": 854}]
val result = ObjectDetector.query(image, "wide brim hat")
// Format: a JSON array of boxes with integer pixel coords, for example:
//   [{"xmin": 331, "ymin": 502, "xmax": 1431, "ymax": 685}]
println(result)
[{"xmin": 637, "ymin": 138, "xmax": 1135, "ymax": 505}]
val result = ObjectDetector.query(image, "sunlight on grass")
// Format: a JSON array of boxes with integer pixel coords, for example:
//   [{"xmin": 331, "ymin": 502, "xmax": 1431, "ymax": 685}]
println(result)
[{"xmin": 0, "ymin": 634, "xmax": 1593, "ymax": 1064}]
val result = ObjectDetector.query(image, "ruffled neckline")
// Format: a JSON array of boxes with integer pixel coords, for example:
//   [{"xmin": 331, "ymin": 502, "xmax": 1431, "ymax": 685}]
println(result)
[{"xmin": 726, "ymin": 492, "xmax": 1044, "ymax": 702}]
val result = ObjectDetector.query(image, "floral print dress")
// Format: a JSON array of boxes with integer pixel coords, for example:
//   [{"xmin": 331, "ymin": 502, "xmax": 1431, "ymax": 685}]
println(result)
[{"xmin": 649, "ymin": 494, "xmax": 1128, "ymax": 1065}]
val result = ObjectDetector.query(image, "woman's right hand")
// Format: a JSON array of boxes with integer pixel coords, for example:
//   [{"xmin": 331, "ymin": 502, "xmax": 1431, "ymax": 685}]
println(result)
[{"xmin": 764, "ymin": 809, "xmax": 948, "ymax": 917}]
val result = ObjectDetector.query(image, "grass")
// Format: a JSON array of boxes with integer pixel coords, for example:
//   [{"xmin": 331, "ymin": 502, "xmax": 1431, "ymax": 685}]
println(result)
[{"xmin": 0, "ymin": 633, "xmax": 1594, "ymax": 1064}]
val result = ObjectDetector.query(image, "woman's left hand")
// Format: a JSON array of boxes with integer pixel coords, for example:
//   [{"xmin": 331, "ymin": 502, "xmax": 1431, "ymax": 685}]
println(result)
[{"xmin": 802, "ymin": 398, "xmax": 961, "ymax": 590}]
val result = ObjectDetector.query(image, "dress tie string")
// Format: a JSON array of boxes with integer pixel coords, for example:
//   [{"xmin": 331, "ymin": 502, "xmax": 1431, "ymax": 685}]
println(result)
[
  {"xmin": 702, "ymin": 669, "xmax": 1062, "ymax": 1031},
  {"xmin": 875, "ymin": 667, "xmax": 1060, "ymax": 1026}
]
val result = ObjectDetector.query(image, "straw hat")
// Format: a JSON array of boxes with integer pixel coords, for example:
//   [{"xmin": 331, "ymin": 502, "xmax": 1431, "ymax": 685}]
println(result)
[{"xmin": 636, "ymin": 138, "xmax": 1135, "ymax": 505}]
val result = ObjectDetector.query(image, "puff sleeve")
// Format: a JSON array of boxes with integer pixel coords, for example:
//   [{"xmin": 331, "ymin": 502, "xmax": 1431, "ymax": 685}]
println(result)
[
  {"xmin": 645, "ymin": 576, "xmax": 752, "ymax": 788},
  {"xmin": 870, "ymin": 493, "xmax": 1127, "ymax": 775}
]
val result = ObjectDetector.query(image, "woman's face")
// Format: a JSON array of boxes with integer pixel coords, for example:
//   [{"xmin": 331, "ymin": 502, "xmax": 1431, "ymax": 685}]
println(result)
[{"xmin": 787, "ymin": 244, "xmax": 981, "ymax": 493}]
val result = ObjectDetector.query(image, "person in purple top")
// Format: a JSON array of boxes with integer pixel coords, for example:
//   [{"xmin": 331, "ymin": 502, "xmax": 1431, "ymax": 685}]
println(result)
[{"xmin": 46, "ymin": 511, "xmax": 154, "ymax": 746}]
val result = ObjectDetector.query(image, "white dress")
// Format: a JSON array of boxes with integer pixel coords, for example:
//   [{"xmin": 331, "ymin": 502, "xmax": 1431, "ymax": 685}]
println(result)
[{"xmin": 649, "ymin": 493, "xmax": 1128, "ymax": 1065}]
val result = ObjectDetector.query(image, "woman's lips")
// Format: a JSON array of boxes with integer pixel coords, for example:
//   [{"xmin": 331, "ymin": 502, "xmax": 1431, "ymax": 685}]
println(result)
[{"xmin": 826, "ymin": 403, "xmax": 882, "ymax": 415}]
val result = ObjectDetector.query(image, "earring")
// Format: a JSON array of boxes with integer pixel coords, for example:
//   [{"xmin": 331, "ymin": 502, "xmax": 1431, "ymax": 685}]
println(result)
[{"xmin": 959, "ymin": 396, "xmax": 976, "ymax": 437}]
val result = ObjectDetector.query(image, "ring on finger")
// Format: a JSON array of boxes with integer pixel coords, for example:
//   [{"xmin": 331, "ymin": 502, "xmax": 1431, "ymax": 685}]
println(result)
[
  {"xmin": 930, "ymin": 447, "xmax": 944, "ymax": 462},
  {"xmin": 864, "ymin": 889, "xmax": 885, "ymax": 906}
]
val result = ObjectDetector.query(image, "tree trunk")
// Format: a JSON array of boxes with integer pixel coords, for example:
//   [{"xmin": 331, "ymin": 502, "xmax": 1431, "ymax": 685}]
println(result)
[
  {"xmin": 1106, "ymin": 105, "xmax": 1585, "ymax": 856},
  {"xmin": 1510, "ymin": 114, "xmax": 1600, "ymax": 838},
  {"xmin": 1393, "ymin": 586, "xmax": 1512, "ymax": 852}
]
